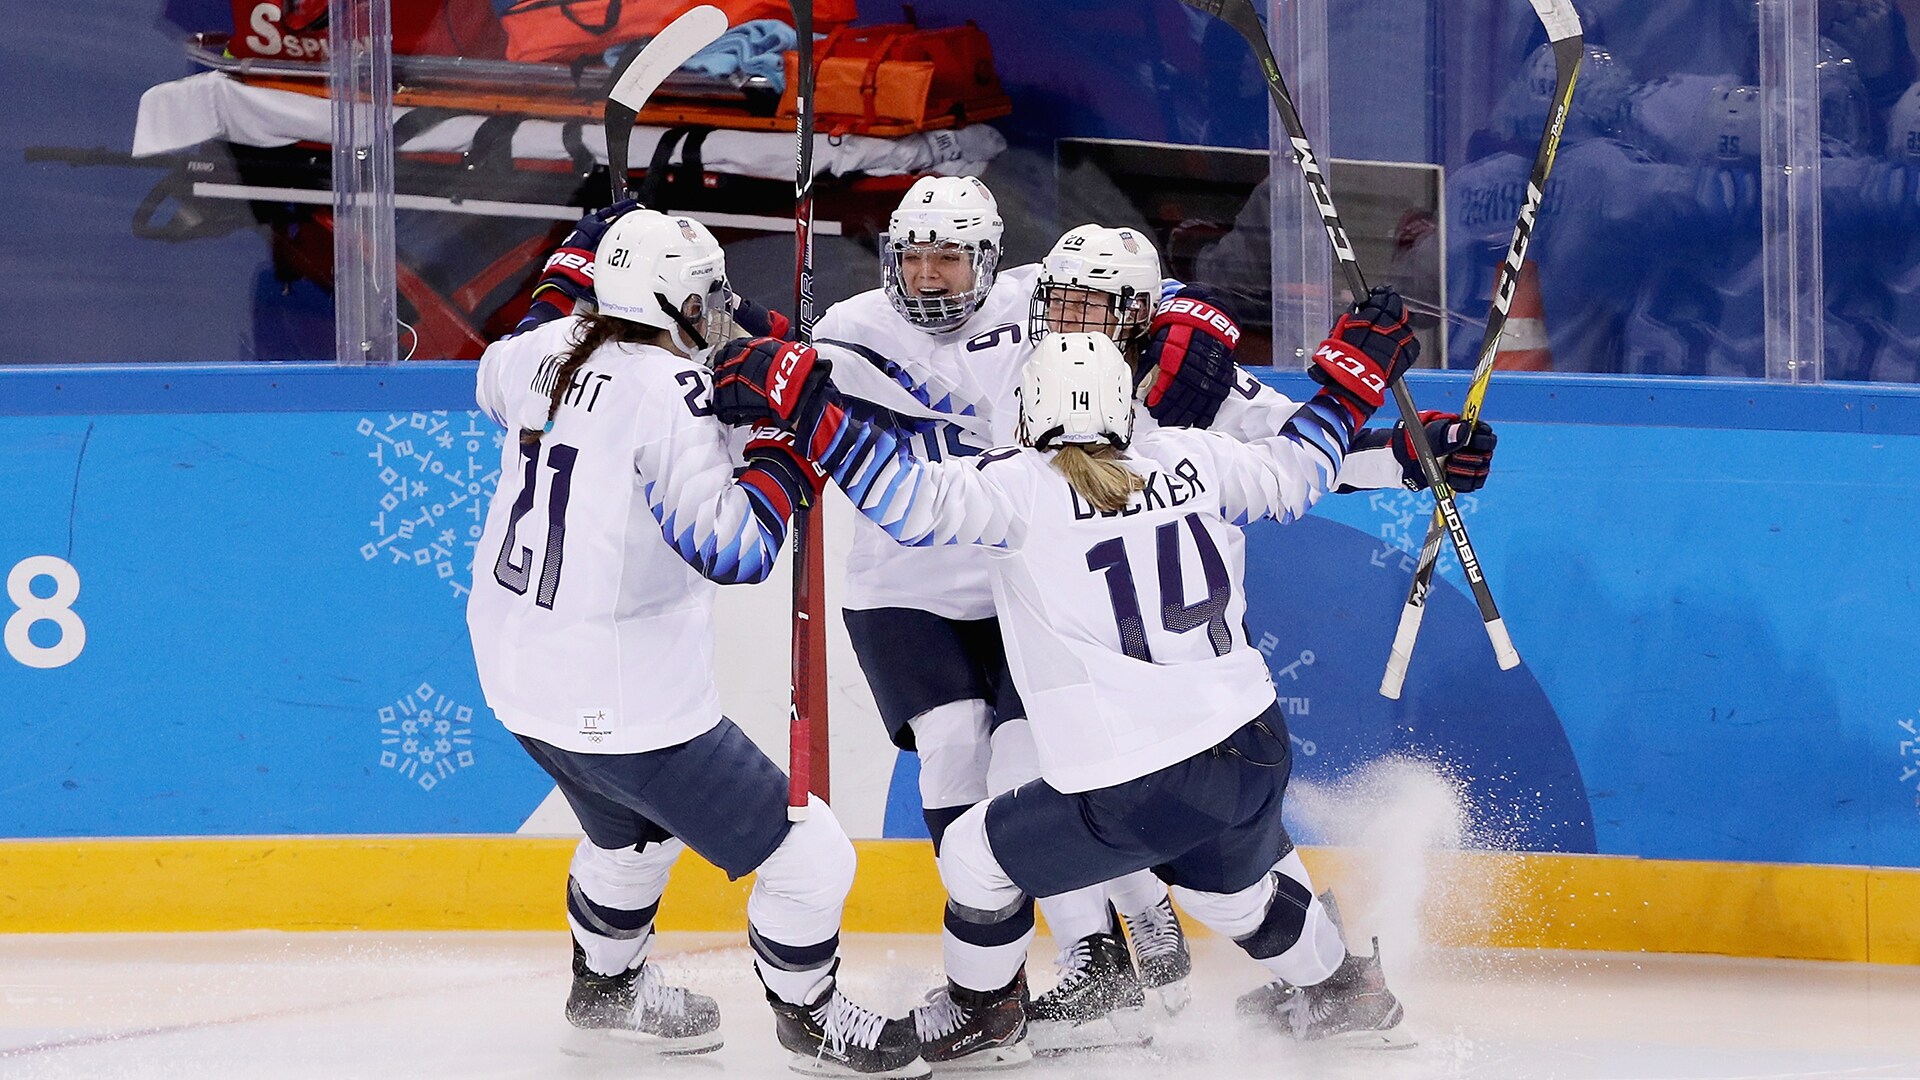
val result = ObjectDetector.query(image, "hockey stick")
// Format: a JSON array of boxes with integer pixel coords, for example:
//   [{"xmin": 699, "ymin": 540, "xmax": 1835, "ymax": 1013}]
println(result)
[
  {"xmin": 1379, "ymin": 0, "xmax": 1583, "ymax": 699},
  {"xmin": 788, "ymin": 0, "xmax": 829, "ymax": 821},
  {"xmin": 604, "ymin": 5, "xmax": 728, "ymax": 203},
  {"xmin": 1176, "ymin": 0, "xmax": 1521, "ymax": 671}
]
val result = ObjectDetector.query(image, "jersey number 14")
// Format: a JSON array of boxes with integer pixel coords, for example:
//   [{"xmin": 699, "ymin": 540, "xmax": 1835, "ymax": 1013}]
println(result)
[{"xmin": 1085, "ymin": 512, "xmax": 1235, "ymax": 663}]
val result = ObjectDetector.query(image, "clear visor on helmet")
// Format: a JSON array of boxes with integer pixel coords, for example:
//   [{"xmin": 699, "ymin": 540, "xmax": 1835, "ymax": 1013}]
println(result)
[
  {"xmin": 882, "ymin": 239, "xmax": 997, "ymax": 332},
  {"xmin": 1028, "ymin": 283, "xmax": 1152, "ymax": 343},
  {"xmin": 666, "ymin": 276, "xmax": 730, "ymax": 360}
]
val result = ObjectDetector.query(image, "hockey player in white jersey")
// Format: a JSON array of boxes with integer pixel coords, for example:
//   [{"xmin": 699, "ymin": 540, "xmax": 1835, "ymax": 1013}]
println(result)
[
  {"xmin": 814, "ymin": 187, "xmax": 1493, "ymax": 1051},
  {"xmin": 465, "ymin": 204, "xmax": 927, "ymax": 1078},
  {"xmin": 709, "ymin": 293, "xmax": 1429, "ymax": 1065}
]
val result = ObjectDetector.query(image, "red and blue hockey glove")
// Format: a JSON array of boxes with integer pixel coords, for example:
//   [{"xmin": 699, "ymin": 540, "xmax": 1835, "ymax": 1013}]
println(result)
[
  {"xmin": 1391, "ymin": 411, "xmax": 1499, "ymax": 492},
  {"xmin": 1308, "ymin": 285, "xmax": 1420, "ymax": 423},
  {"xmin": 738, "ymin": 426, "xmax": 829, "ymax": 521},
  {"xmin": 726, "ymin": 290, "xmax": 791, "ymax": 341},
  {"xmin": 515, "ymin": 198, "xmax": 642, "ymax": 333},
  {"xmin": 710, "ymin": 337, "xmax": 847, "ymax": 460},
  {"xmin": 1141, "ymin": 285, "xmax": 1241, "ymax": 428}
]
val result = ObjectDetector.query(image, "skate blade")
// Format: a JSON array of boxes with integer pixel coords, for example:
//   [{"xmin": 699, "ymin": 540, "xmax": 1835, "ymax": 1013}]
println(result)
[
  {"xmin": 1029, "ymin": 1006, "xmax": 1152, "ymax": 1054},
  {"xmin": 1152, "ymin": 979, "xmax": 1192, "ymax": 1017},
  {"xmin": 560, "ymin": 1025, "xmax": 724, "ymax": 1058},
  {"xmin": 927, "ymin": 1040, "xmax": 1033, "ymax": 1072},
  {"xmin": 787, "ymin": 1051, "xmax": 932, "ymax": 1078},
  {"xmin": 1320, "ymin": 1022, "xmax": 1419, "ymax": 1051}
]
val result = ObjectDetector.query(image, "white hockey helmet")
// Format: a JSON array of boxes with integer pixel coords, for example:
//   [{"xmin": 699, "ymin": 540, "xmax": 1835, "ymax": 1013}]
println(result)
[
  {"xmin": 1017, "ymin": 331, "xmax": 1136, "ymax": 451},
  {"xmin": 1029, "ymin": 225, "xmax": 1162, "ymax": 344},
  {"xmin": 1891, "ymin": 81, "xmax": 1920, "ymax": 164},
  {"xmin": 882, "ymin": 176, "xmax": 1004, "ymax": 333},
  {"xmin": 594, "ymin": 209, "xmax": 730, "ymax": 363}
]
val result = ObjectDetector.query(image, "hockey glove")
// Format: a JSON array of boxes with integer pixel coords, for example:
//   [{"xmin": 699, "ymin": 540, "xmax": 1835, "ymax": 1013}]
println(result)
[
  {"xmin": 1308, "ymin": 285, "xmax": 1419, "ymax": 423},
  {"xmin": 710, "ymin": 337, "xmax": 848, "ymax": 459},
  {"xmin": 514, "ymin": 198, "xmax": 642, "ymax": 333},
  {"xmin": 1391, "ymin": 411, "xmax": 1499, "ymax": 492},
  {"xmin": 726, "ymin": 290, "xmax": 792, "ymax": 341},
  {"xmin": 1141, "ymin": 285, "xmax": 1241, "ymax": 428},
  {"xmin": 737, "ymin": 426, "xmax": 828, "ymax": 522}
]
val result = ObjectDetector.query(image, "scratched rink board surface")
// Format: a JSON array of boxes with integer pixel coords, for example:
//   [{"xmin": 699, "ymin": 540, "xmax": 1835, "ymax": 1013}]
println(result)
[{"xmin": 3, "ymin": 365, "xmax": 1920, "ymax": 868}]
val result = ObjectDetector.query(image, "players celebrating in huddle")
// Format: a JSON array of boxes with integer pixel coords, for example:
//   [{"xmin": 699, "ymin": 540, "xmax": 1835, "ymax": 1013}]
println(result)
[{"xmin": 467, "ymin": 184, "xmax": 1500, "ymax": 1072}]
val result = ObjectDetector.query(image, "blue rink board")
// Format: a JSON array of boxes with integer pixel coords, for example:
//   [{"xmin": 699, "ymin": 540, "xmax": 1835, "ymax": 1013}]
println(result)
[{"xmin": 3, "ymin": 365, "xmax": 1919, "ymax": 867}]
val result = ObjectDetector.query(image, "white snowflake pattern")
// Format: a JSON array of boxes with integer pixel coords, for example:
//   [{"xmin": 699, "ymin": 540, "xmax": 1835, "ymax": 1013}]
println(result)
[
  {"xmin": 1365, "ymin": 488, "xmax": 1480, "ymax": 578},
  {"xmin": 1254, "ymin": 632, "xmax": 1316, "ymax": 757},
  {"xmin": 1896, "ymin": 709, "xmax": 1920, "ymax": 810},
  {"xmin": 379, "ymin": 683, "xmax": 477, "ymax": 792},
  {"xmin": 358, "ymin": 411, "xmax": 504, "ymax": 599}
]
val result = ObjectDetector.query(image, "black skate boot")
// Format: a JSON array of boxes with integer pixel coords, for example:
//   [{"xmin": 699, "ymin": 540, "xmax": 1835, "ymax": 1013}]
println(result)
[
  {"xmin": 1234, "ymin": 888, "xmax": 1335, "ymax": 1026},
  {"xmin": 562, "ymin": 940, "xmax": 722, "ymax": 1055},
  {"xmin": 1286, "ymin": 938, "xmax": 1413, "ymax": 1048},
  {"xmin": 1120, "ymin": 896, "xmax": 1192, "ymax": 1015},
  {"xmin": 913, "ymin": 970, "xmax": 1031, "ymax": 1069},
  {"xmin": 1027, "ymin": 931, "xmax": 1151, "ymax": 1053},
  {"xmin": 767, "ymin": 973, "xmax": 930, "ymax": 1078}
]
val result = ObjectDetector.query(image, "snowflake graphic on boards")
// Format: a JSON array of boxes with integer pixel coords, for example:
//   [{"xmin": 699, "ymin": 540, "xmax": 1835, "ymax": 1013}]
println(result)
[
  {"xmin": 357, "ymin": 411, "xmax": 504, "ymax": 599},
  {"xmin": 1252, "ymin": 630, "xmax": 1316, "ymax": 758},
  {"xmin": 379, "ymin": 683, "xmax": 476, "ymax": 792},
  {"xmin": 1365, "ymin": 487, "xmax": 1480, "ymax": 578},
  {"xmin": 1896, "ymin": 708, "xmax": 1920, "ymax": 810}
]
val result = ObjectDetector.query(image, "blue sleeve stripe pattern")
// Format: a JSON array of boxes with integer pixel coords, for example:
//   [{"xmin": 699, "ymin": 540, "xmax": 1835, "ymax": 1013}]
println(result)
[
  {"xmin": 820, "ymin": 338, "xmax": 978, "ymax": 418},
  {"xmin": 641, "ymin": 479, "xmax": 781, "ymax": 585}
]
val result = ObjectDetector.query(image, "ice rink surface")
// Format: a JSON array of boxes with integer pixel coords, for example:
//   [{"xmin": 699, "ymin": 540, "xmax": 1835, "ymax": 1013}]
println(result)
[{"xmin": 5, "ymin": 929, "xmax": 1920, "ymax": 1079}]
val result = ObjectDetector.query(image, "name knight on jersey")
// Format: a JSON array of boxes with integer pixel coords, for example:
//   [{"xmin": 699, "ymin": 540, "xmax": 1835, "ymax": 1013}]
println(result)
[
  {"xmin": 530, "ymin": 353, "xmax": 614, "ymax": 413},
  {"xmin": 1069, "ymin": 457, "xmax": 1207, "ymax": 520}
]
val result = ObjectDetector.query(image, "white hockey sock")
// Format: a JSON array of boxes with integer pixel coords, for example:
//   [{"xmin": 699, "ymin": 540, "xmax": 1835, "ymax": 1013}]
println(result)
[
  {"xmin": 567, "ymin": 837, "xmax": 682, "ymax": 976},
  {"xmin": 911, "ymin": 700, "xmax": 992, "ymax": 811},
  {"xmin": 938, "ymin": 802, "xmax": 1035, "ymax": 992},
  {"xmin": 1037, "ymin": 883, "xmax": 1114, "ymax": 947},
  {"xmin": 747, "ymin": 796, "xmax": 856, "ymax": 967},
  {"xmin": 1105, "ymin": 869, "xmax": 1170, "ymax": 922}
]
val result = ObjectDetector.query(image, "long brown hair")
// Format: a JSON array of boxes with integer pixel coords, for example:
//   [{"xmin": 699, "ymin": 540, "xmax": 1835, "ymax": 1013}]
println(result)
[
  {"xmin": 1051, "ymin": 444, "xmax": 1144, "ymax": 514},
  {"xmin": 522, "ymin": 314, "xmax": 665, "ymax": 445}
]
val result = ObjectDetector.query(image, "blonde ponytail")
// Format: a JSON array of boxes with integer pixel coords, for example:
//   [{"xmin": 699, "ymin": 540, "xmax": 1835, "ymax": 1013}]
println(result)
[{"xmin": 1051, "ymin": 444, "xmax": 1144, "ymax": 514}]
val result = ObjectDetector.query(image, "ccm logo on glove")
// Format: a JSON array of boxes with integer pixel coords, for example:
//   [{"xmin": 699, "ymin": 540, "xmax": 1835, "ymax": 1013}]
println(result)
[
  {"xmin": 1312, "ymin": 341, "xmax": 1386, "ymax": 401},
  {"xmin": 768, "ymin": 342, "xmax": 817, "ymax": 418},
  {"xmin": 1157, "ymin": 298, "xmax": 1241, "ymax": 345}
]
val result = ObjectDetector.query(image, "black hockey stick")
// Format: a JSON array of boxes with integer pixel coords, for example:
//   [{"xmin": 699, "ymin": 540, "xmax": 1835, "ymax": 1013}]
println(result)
[
  {"xmin": 1176, "ymin": 0, "xmax": 1520, "ymax": 671},
  {"xmin": 788, "ymin": 0, "xmax": 828, "ymax": 820},
  {"xmin": 1380, "ymin": 0, "xmax": 1583, "ymax": 698},
  {"xmin": 603, "ymin": 6, "xmax": 727, "ymax": 203}
]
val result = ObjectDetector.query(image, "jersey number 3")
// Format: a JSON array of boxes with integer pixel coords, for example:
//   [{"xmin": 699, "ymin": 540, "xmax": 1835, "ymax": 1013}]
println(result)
[
  {"xmin": 493, "ymin": 440, "xmax": 578, "ymax": 608},
  {"xmin": 1085, "ymin": 512, "xmax": 1234, "ymax": 662}
]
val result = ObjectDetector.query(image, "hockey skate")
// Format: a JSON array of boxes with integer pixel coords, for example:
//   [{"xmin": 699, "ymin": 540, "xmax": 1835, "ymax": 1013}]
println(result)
[
  {"xmin": 1027, "ymin": 931, "xmax": 1152, "ymax": 1053},
  {"xmin": 1120, "ymin": 896, "xmax": 1192, "ymax": 1015},
  {"xmin": 767, "ymin": 977, "xmax": 930, "ymax": 1078},
  {"xmin": 561, "ymin": 940, "xmax": 723, "ymax": 1056},
  {"xmin": 913, "ymin": 970, "xmax": 1033, "ymax": 1069},
  {"xmin": 1282, "ymin": 938, "xmax": 1414, "ymax": 1049}
]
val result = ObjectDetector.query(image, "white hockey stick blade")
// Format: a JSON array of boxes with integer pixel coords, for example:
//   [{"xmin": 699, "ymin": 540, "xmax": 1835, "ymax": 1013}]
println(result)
[
  {"xmin": 1527, "ymin": 0, "xmax": 1584, "ymax": 43},
  {"xmin": 609, "ymin": 5, "xmax": 729, "ymax": 113}
]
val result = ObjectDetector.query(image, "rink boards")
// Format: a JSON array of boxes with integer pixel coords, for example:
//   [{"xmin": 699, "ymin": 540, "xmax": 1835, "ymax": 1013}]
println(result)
[{"xmin": 3, "ymin": 364, "xmax": 1919, "ymax": 959}]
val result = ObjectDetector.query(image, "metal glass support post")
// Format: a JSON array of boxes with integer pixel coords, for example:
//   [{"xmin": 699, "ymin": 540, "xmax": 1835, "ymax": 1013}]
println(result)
[
  {"xmin": 1758, "ymin": 0, "xmax": 1822, "ymax": 383},
  {"xmin": 330, "ymin": 0, "xmax": 398, "ymax": 365},
  {"xmin": 1268, "ymin": 0, "xmax": 1335, "ymax": 369}
]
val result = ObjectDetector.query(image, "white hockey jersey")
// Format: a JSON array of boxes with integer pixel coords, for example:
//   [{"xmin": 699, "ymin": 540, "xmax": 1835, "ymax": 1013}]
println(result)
[
  {"xmin": 816, "ymin": 271, "xmax": 1405, "ymax": 619},
  {"xmin": 814, "ymin": 265, "xmax": 1036, "ymax": 620},
  {"xmin": 466, "ymin": 317, "xmax": 788, "ymax": 755},
  {"xmin": 815, "ymin": 390, "xmax": 1360, "ymax": 793}
]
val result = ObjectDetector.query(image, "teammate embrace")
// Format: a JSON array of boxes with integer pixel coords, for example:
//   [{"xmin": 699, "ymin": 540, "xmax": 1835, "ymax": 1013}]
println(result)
[{"xmin": 465, "ymin": 183, "xmax": 1498, "ymax": 1073}]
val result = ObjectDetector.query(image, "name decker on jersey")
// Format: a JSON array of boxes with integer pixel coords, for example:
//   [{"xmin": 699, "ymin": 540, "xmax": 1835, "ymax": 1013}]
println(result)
[{"xmin": 1069, "ymin": 457, "xmax": 1208, "ymax": 521}]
